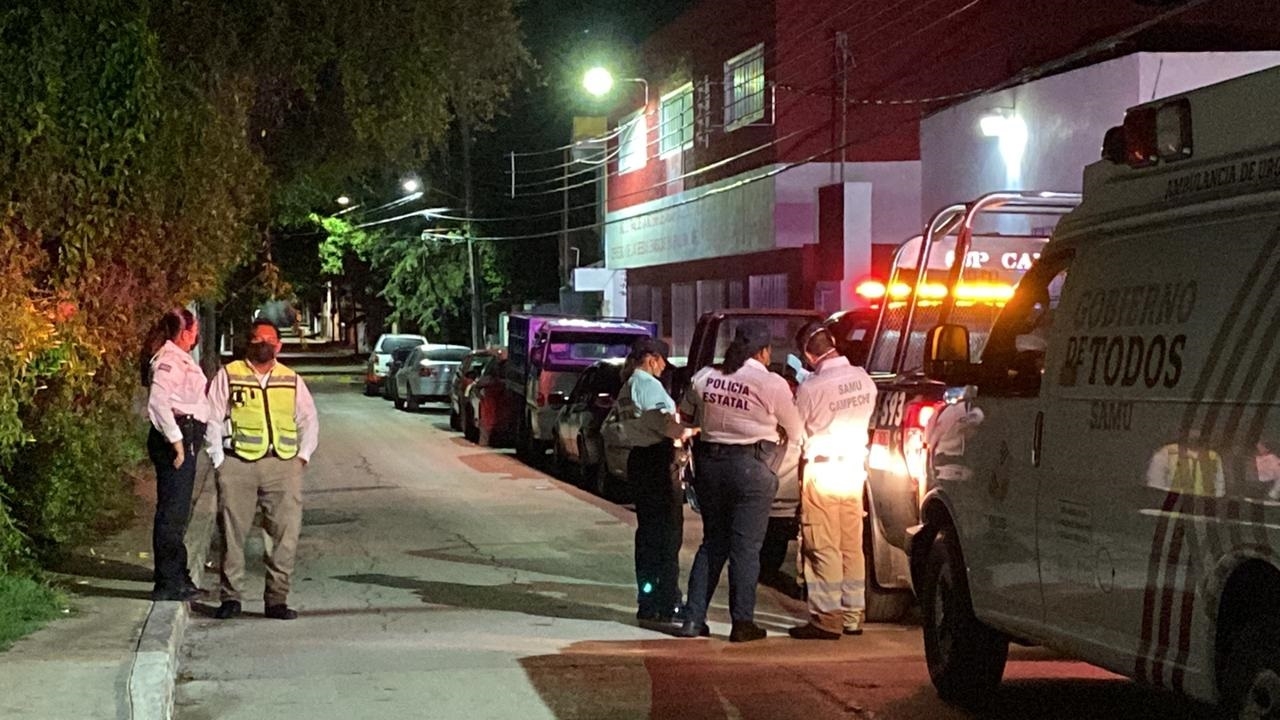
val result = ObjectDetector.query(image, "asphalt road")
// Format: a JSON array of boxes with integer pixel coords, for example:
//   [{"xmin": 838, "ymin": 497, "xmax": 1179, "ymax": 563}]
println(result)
[{"xmin": 174, "ymin": 387, "xmax": 1204, "ymax": 720}]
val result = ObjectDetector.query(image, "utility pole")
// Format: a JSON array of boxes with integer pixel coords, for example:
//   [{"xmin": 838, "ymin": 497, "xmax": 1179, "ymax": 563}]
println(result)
[
  {"xmin": 836, "ymin": 31, "xmax": 850, "ymax": 185},
  {"xmin": 461, "ymin": 112, "xmax": 483, "ymax": 349},
  {"xmin": 561, "ymin": 147, "xmax": 571, "ymax": 289}
]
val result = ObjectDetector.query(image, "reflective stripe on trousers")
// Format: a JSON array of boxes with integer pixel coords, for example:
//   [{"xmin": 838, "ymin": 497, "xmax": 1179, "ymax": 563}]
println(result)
[{"xmin": 800, "ymin": 459, "xmax": 866, "ymax": 632}]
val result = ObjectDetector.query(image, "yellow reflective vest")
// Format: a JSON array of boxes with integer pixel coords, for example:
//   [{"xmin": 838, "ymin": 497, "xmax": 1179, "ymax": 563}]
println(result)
[{"xmin": 226, "ymin": 360, "xmax": 300, "ymax": 461}]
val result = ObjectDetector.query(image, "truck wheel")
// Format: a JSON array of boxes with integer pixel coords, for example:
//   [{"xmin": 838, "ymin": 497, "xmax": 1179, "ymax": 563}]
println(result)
[
  {"xmin": 921, "ymin": 526, "xmax": 1008, "ymax": 707},
  {"xmin": 1221, "ymin": 616, "xmax": 1280, "ymax": 720},
  {"xmin": 865, "ymin": 582, "xmax": 914, "ymax": 624},
  {"xmin": 463, "ymin": 406, "xmax": 479, "ymax": 443}
]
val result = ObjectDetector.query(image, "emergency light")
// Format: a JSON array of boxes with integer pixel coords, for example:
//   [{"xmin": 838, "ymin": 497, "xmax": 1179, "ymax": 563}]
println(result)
[{"xmin": 1104, "ymin": 98, "xmax": 1192, "ymax": 168}]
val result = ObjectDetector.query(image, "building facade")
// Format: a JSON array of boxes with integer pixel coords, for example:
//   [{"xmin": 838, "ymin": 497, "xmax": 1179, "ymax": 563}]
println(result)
[{"xmin": 593, "ymin": 0, "xmax": 1280, "ymax": 353}]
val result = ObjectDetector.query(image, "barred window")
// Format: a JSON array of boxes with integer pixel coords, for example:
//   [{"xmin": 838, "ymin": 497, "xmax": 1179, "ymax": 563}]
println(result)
[
  {"xmin": 659, "ymin": 84, "xmax": 694, "ymax": 156},
  {"xmin": 723, "ymin": 44, "xmax": 765, "ymax": 131}
]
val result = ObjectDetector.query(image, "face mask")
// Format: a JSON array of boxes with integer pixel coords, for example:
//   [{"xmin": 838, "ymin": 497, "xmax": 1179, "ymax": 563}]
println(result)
[{"xmin": 246, "ymin": 341, "xmax": 276, "ymax": 364}]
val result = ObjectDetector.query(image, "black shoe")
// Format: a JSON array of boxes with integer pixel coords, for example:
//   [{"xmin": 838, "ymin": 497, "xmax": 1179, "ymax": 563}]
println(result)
[
  {"xmin": 264, "ymin": 604, "xmax": 298, "ymax": 620},
  {"xmin": 843, "ymin": 626, "xmax": 864, "ymax": 636},
  {"xmin": 636, "ymin": 607, "xmax": 661, "ymax": 622},
  {"xmin": 729, "ymin": 621, "xmax": 767, "ymax": 643},
  {"xmin": 661, "ymin": 605, "xmax": 690, "ymax": 624},
  {"xmin": 675, "ymin": 620, "xmax": 711, "ymax": 638},
  {"xmin": 788, "ymin": 623, "xmax": 841, "ymax": 640},
  {"xmin": 213, "ymin": 601, "xmax": 242, "ymax": 620}
]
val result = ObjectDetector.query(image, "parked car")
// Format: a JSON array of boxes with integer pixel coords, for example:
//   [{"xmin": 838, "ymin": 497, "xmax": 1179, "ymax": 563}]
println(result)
[
  {"xmin": 365, "ymin": 333, "xmax": 428, "ymax": 395},
  {"xmin": 463, "ymin": 357, "xmax": 518, "ymax": 447},
  {"xmin": 552, "ymin": 359, "xmax": 627, "ymax": 498},
  {"xmin": 450, "ymin": 349, "xmax": 505, "ymax": 431},
  {"xmin": 383, "ymin": 344, "xmax": 420, "ymax": 402},
  {"xmin": 394, "ymin": 344, "xmax": 471, "ymax": 411}
]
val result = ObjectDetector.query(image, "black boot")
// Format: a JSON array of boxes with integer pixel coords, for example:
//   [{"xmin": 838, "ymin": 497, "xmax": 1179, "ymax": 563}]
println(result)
[{"xmin": 729, "ymin": 621, "xmax": 766, "ymax": 643}]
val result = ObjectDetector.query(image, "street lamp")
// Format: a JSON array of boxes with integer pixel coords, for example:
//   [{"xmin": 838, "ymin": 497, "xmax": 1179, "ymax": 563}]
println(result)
[
  {"xmin": 402, "ymin": 177, "xmax": 421, "ymax": 194},
  {"xmin": 336, "ymin": 195, "xmax": 351, "ymax": 206},
  {"xmin": 583, "ymin": 67, "xmax": 649, "ymax": 108}
]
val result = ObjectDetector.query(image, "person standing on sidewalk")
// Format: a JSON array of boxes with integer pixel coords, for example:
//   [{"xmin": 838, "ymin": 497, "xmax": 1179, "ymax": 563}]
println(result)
[
  {"xmin": 141, "ymin": 308, "xmax": 209, "ymax": 602},
  {"xmin": 787, "ymin": 321, "xmax": 876, "ymax": 640},
  {"xmin": 677, "ymin": 321, "xmax": 804, "ymax": 642},
  {"xmin": 206, "ymin": 319, "xmax": 319, "ymax": 620},
  {"xmin": 613, "ymin": 338, "xmax": 698, "ymax": 625}
]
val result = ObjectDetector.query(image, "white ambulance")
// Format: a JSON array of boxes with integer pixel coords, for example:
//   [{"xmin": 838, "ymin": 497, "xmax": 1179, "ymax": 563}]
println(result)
[{"xmin": 910, "ymin": 64, "xmax": 1280, "ymax": 718}]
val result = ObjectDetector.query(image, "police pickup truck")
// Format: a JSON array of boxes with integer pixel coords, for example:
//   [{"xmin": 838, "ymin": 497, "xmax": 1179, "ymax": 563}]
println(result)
[
  {"xmin": 911, "ymin": 66, "xmax": 1280, "ymax": 718},
  {"xmin": 858, "ymin": 192, "xmax": 1081, "ymax": 621}
]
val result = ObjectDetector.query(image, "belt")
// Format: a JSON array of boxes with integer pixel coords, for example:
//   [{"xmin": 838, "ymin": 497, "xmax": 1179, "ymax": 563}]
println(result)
[{"xmin": 700, "ymin": 440, "xmax": 775, "ymax": 455}]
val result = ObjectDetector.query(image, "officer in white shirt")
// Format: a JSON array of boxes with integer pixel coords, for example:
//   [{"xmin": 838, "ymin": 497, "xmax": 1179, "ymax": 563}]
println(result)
[
  {"xmin": 787, "ymin": 321, "xmax": 877, "ymax": 640},
  {"xmin": 142, "ymin": 308, "xmax": 210, "ymax": 602},
  {"xmin": 614, "ymin": 338, "xmax": 698, "ymax": 624},
  {"xmin": 677, "ymin": 321, "xmax": 804, "ymax": 642}
]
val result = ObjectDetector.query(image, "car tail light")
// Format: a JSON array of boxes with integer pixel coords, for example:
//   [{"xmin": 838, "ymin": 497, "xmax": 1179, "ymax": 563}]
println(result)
[
  {"xmin": 903, "ymin": 400, "xmax": 942, "ymax": 430},
  {"xmin": 902, "ymin": 400, "xmax": 944, "ymax": 490}
]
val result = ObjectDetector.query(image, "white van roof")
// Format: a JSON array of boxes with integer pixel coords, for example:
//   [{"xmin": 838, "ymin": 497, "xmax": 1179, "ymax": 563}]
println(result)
[{"xmin": 1059, "ymin": 64, "xmax": 1280, "ymax": 235}]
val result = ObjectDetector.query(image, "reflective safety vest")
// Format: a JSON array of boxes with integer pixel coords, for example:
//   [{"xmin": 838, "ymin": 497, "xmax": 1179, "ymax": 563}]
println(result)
[
  {"xmin": 225, "ymin": 360, "xmax": 299, "ymax": 461},
  {"xmin": 1168, "ymin": 446, "xmax": 1222, "ymax": 497}
]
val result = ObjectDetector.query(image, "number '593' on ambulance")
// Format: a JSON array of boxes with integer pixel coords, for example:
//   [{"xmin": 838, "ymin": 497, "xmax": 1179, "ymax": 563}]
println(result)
[{"xmin": 908, "ymin": 65, "xmax": 1280, "ymax": 717}]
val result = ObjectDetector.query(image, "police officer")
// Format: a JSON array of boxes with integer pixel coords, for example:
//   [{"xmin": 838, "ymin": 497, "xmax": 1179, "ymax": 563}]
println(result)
[
  {"xmin": 142, "ymin": 308, "xmax": 209, "ymax": 602},
  {"xmin": 788, "ymin": 321, "xmax": 877, "ymax": 639},
  {"xmin": 206, "ymin": 319, "xmax": 319, "ymax": 620},
  {"xmin": 677, "ymin": 321, "xmax": 804, "ymax": 642},
  {"xmin": 615, "ymin": 338, "xmax": 698, "ymax": 624}
]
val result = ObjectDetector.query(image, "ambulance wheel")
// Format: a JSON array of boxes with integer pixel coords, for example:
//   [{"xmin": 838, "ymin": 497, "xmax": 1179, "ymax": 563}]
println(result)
[
  {"xmin": 1222, "ymin": 616, "xmax": 1280, "ymax": 720},
  {"xmin": 921, "ymin": 526, "xmax": 1008, "ymax": 707}
]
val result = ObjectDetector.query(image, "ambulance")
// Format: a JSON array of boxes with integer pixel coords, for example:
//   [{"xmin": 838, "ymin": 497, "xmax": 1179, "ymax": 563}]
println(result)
[{"xmin": 910, "ymin": 65, "xmax": 1280, "ymax": 717}]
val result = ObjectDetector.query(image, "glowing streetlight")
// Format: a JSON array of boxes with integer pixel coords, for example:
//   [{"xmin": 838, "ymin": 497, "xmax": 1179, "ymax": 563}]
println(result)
[
  {"xmin": 583, "ymin": 67, "xmax": 615, "ymax": 97},
  {"xmin": 336, "ymin": 195, "xmax": 351, "ymax": 206},
  {"xmin": 402, "ymin": 177, "xmax": 421, "ymax": 194}
]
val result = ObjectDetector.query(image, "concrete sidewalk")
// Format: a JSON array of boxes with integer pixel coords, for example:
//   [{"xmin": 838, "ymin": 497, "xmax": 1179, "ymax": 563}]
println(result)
[{"xmin": 0, "ymin": 460, "xmax": 218, "ymax": 720}]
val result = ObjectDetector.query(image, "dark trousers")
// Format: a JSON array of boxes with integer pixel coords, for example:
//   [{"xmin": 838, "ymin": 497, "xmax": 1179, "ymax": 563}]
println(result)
[
  {"xmin": 684, "ymin": 444, "xmax": 778, "ymax": 625},
  {"xmin": 630, "ymin": 440, "xmax": 683, "ymax": 612},
  {"xmin": 147, "ymin": 424, "xmax": 200, "ymax": 593}
]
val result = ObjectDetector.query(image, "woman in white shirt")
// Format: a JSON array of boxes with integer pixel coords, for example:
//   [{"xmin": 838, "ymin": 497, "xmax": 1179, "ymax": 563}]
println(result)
[{"xmin": 140, "ymin": 308, "xmax": 210, "ymax": 602}]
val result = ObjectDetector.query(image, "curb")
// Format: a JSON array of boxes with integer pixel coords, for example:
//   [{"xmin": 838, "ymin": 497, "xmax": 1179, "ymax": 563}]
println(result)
[
  {"xmin": 129, "ymin": 601, "xmax": 187, "ymax": 720},
  {"xmin": 127, "ymin": 457, "xmax": 216, "ymax": 720}
]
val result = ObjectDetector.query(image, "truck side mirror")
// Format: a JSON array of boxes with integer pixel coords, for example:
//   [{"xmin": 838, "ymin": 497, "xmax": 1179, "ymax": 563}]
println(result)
[{"xmin": 924, "ymin": 324, "xmax": 972, "ymax": 384}]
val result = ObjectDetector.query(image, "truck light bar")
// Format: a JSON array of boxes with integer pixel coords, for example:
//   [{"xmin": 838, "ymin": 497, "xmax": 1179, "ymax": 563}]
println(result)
[{"xmin": 856, "ymin": 279, "xmax": 1015, "ymax": 303}]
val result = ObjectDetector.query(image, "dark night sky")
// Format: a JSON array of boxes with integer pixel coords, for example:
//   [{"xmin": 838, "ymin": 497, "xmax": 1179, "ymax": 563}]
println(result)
[{"xmin": 463, "ymin": 0, "xmax": 696, "ymax": 300}]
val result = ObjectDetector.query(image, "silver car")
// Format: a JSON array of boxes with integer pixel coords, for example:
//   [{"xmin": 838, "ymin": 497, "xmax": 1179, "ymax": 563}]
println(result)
[
  {"xmin": 394, "ymin": 344, "xmax": 471, "ymax": 411},
  {"xmin": 365, "ymin": 333, "xmax": 428, "ymax": 396}
]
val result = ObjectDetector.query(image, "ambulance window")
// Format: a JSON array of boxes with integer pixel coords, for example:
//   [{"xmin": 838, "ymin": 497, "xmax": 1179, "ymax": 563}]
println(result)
[{"xmin": 979, "ymin": 252, "xmax": 1073, "ymax": 397}]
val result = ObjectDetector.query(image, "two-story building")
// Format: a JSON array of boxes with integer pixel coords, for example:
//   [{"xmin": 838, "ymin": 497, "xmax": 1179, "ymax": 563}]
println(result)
[{"xmin": 588, "ymin": 0, "xmax": 1280, "ymax": 354}]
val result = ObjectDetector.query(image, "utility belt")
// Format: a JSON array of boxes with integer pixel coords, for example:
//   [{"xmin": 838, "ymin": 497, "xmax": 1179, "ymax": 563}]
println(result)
[
  {"xmin": 174, "ymin": 415, "xmax": 207, "ymax": 452},
  {"xmin": 699, "ymin": 439, "xmax": 781, "ymax": 472}
]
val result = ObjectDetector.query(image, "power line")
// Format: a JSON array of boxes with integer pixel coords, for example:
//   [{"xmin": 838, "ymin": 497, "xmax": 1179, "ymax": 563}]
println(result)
[{"xmin": 438, "ymin": 0, "xmax": 1216, "ymax": 237}]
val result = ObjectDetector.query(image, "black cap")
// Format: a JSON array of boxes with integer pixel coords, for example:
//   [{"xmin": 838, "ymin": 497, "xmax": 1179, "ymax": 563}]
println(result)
[
  {"xmin": 733, "ymin": 320, "xmax": 773, "ymax": 356},
  {"xmin": 628, "ymin": 337, "xmax": 670, "ymax": 361}
]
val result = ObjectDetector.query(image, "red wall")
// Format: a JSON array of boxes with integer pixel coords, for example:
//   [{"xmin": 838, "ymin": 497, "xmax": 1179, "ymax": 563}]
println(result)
[{"xmin": 609, "ymin": 0, "xmax": 1280, "ymax": 213}]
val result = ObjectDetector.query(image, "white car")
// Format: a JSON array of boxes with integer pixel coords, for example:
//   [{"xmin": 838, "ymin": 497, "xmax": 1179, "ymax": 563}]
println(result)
[
  {"xmin": 394, "ymin": 344, "xmax": 471, "ymax": 411},
  {"xmin": 365, "ymin": 334, "xmax": 427, "ymax": 396}
]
